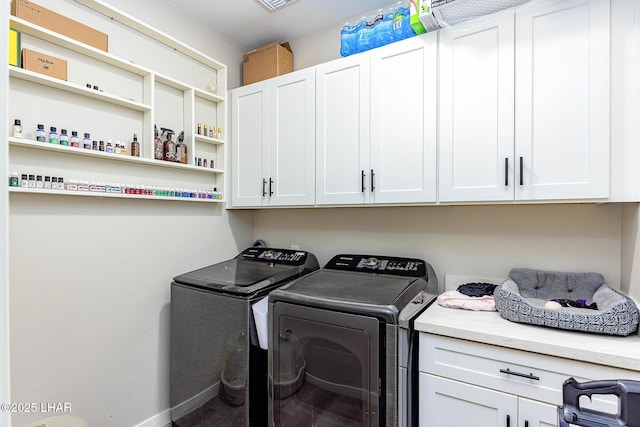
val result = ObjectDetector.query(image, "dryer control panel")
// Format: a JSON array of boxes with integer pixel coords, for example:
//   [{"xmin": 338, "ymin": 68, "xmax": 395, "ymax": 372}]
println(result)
[
  {"xmin": 239, "ymin": 247, "xmax": 310, "ymax": 265},
  {"xmin": 325, "ymin": 254, "xmax": 427, "ymax": 277}
]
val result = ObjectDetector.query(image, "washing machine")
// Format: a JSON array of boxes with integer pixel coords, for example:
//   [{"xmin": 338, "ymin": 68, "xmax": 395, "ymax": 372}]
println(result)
[
  {"xmin": 170, "ymin": 246, "xmax": 319, "ymax": 427},
  {"xmin": 268, "ymin": 254, "xmax": 438, "ymax": 427}
]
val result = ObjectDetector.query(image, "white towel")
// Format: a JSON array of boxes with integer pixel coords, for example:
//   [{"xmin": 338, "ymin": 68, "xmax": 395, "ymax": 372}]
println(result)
[{"xmin": 436, "ymin": 290, "xmax": 496, "ymax": 311}]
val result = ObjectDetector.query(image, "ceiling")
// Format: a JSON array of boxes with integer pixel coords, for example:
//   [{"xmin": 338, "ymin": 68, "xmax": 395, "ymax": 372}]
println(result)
[{"xmin": 163, "ymin": 0, "xmax": 397, "ymax": 51}]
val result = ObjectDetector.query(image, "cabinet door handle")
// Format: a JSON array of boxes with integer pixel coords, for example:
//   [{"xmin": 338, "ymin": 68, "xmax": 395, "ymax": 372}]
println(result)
[
  {"xmin": 269, "ymin": 178, "xmax": 274, "ymax": 197},
  {"xmin": 525, "ymin": 421, "xmax": 529, "ymax": 427},
  {"xmin": 519, "ymin": 156, "xmax": 524, "ymax": 186},
  {"xmin": 370, "ymin": 169, "xmax": 375, "ymax": 192},
  {"xmin": 262, "ymin": 178, "xmax": 267, "ymax": 197},
  {"xmin": 361, "ymin": 170, "xmax": 366, "ymax": 193},
  {"xmin": 500, "ymin": 368, "xmax": 540, "ymax": 381},
  {"xmin": 505, "ymin": 158, "xmax": 509, "ymax": 186},
  {"xmin": 506, "ymin": 414, "xmax": 510, "ymax": 427}
]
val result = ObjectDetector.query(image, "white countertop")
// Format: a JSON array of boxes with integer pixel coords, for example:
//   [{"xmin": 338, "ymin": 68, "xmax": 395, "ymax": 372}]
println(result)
[{"xmin": 415, "ymin": 302, "xmax": 640, "ymax": 372}]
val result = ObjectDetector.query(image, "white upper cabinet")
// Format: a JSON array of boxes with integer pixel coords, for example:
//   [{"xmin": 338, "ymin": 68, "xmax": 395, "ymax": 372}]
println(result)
[
  {"xmin": 231, "ymin": 68, "xmax": 315, "ymax": 207},
  {"xmin": 231, "ymin": 82, "xmax": 270, "ymax": 207},
  {"xmin": 315, "ymin": 53, "xmax": 371, "ymax": 205},
  {"xmin": 370, "ymin": 35, "xmax": 438, "ymax": 204},
  {"xmin": 316, "ymin": 34, "xmax": 437, "ymax": 206},
  {"xmin": 439, "ymin": 0, "xmax": 610, "ymax": 203},
  {"xmin": 269, "ymin": 69, "xmax": 315, "ymax": 206},
  {"xmin": 515, "ymin": 0, "xmax": 610, "ymax": 201},
  {"xmin": 438, "ymin": 12, "xmax": 516, "ymax": 202}
]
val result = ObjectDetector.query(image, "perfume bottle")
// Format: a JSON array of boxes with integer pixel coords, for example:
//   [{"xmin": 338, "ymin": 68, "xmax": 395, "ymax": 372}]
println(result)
[{"xmin": 154, "ymin": 125, "xmax": 164, "ymax": 160}]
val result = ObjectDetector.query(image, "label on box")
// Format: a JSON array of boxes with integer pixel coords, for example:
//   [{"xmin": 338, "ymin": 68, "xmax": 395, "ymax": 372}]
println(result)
[{"xmin": 21, "ymin": 48, "xmax": 68, "ymax": 81}]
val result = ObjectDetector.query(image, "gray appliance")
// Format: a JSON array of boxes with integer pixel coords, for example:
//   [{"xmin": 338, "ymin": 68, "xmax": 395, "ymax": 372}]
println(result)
[
  {"xmin": 268, "ymin": 254, "xmax": 438, "ymax": 427},
  {"xmin": 170, "ymin": 247, "xmax": 319, "ymax": 427},
  {"xmin": 558, "ymin": 377, "xmax": 640, "ymax": 427}
]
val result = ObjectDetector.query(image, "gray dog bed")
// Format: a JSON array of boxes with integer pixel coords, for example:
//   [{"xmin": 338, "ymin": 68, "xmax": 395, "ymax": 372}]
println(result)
[{"xmin": 494, "ymin": 268, "xmax": 639, "ymax": 336}]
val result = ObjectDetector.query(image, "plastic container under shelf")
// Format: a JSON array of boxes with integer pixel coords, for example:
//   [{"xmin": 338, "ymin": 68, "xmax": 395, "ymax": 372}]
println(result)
[{"xmin": 252, "ymin": 296, "xmax": 269, "ymax": 350}]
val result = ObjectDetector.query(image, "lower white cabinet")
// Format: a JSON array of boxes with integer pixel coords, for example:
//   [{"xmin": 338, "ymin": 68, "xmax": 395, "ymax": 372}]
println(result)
[
  {"xmin": 420, "ymin": 374, "xmax": 557, "ymax": 427},
  {"xmin": 419, "ymin": 333, "xmax": 639, "ymax": 427}
]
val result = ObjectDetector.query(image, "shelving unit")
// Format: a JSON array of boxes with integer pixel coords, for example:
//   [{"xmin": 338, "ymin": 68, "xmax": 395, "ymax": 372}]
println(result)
[
  {"xmin": 9, "ymin": 186, "xmax": 222, "ymax": 203},
  {"xmin": 9, "ymin": 137, "xmax": 223, "ymax": 174},
  {"xmin": 8, "ymin": 10, "xmax": 227, "ymax": 203}
]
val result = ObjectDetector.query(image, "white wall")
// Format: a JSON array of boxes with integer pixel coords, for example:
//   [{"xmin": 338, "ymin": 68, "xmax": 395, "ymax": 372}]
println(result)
[
  {"xmin": 252, "ymin": 204, "xmax": 624, "ymax": 292},
  {"xmin": 8, "ymin": 2, "xmax": 253, "ymax": 427},
  {"xmin": 2, "ymin": 1, "xmax": 12, "ymax": 426}
]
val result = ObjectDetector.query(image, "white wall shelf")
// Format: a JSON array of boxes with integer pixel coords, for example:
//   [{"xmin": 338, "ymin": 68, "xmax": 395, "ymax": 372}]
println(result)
[
  {"xmin": 9, "ymin": 138, "xmax": 223, "ymax": 174},
  {"xmin": 9, "ymin": 6, "xmax": 227, "ymax": 204},
  {"xmin": 194, "ymin": 134, "xmax": 224, "ymax": 146},
  {"xmin": 73, "ymin": 0, "xmax": 226, "ymax": 71},
  {"xmin": 9, "ymin": 186, "xmax": 223, "ymax": 202},
  {"xmin": 9, "ymin": 17, "xmax": 152, "ymax": 76},
  {"xmin": 9, "ymin": 67, "xmax": 152, "ymax": 111}
]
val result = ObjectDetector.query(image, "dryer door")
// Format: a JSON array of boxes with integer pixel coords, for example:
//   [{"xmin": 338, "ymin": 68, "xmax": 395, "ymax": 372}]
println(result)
[{"xmin": 271, "ymin": 302, "xmax": 381, "ymax": 427}]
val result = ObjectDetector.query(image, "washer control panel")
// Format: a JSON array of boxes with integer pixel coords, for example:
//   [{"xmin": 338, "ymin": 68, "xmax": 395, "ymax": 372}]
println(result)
[
  {"xmin": 240, "ymin": 247, "xmax": 309, "ymax": 265},
  {"xmin": 326, "ymin": 254, "xmax": 427, "ymax": 277}
]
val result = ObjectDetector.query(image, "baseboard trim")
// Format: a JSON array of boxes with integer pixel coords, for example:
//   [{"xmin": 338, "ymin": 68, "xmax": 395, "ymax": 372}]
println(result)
[{"xmin": 134, "ymin": 409, "xmax": 170, "ymax": 427}]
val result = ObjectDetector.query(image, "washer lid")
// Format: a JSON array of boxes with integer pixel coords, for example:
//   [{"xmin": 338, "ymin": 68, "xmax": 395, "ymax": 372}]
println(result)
[
  {"xmin": 173, "ymin": 247, "xmax": 317, "ymax": 295},
  {"xmin": 269, "ymin": 254, "xmax": 437, "ymax": 322},
  {"xmin": 273, "ymin": 269, "xmax": 420, "ymax": 306}
]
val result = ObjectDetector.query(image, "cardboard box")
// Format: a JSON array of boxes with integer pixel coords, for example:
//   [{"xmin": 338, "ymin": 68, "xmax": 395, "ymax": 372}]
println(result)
[
  {"xmin": 11, "ymin": 0, "xmax": 108, "ymax": 52},
  {"xmin": 22, "ymin": 48, "xmax": 68, "ymax": 81},
  {"xmin": 412, "ymin": 0, "xmax": 441, "ymax": 34},
  {"xmin": 9, "ymin": 29, "xmax": 21, "ymax": 67},
  {"xmin": 243, "ymin": 41, "xmax": 293, "ymax": 86}
]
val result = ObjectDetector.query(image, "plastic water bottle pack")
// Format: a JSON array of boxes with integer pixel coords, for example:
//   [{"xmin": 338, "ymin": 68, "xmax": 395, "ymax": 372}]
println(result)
[{"xmin": 340, "ymin": 2, "xmax": 415, "ymax": 57}]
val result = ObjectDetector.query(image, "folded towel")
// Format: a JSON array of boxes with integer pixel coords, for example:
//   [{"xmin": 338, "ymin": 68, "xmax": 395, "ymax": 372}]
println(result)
[{"xmin": 437, "ymin": 290, "xmax": 496, "ymax": 311}]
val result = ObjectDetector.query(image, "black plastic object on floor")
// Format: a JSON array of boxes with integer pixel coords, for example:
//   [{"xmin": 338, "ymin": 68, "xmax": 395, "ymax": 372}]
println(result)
[{"xmin": 558, "ymin": 377, "xmax": 640, "ymax": 427}]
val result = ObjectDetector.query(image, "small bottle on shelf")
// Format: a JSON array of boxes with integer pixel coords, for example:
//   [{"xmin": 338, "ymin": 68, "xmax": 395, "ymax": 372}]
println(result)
[
  {"xmin": 8, "ymin": 172, "xmax": 19, "ymax": 187},
  {"xmin": 154, "ymin": 125, "xmax": 164, "ymax": 160},
  {"xmin": 162, "ymin": 128, "xmax": 177, "ymax": 162},
  {"xmin": 83, "ymin": 133, "xmax": 91, "ymax": 150},
  {"xmin": 49, "ymin": 127, "xmax": 59, "ymax": 144},
  {"xmin": 36, "ymin": 124, "xmax": 46, "ymax": 142},
  {"xmin": 70, "ymin": 131, "xmax": 79, "ymax": 148},
  {"xmin": 130, "ymin": 133, "xmax": 140, "ymax": 157},
  {"xmin": 59, "ymin": 129, "xmax": 69, "ymax": 146},
  {"xmin": 12, "ymin": 119, "xmax": 23, "ymax": 138},
  {"xmin": 106, "ymin": 140, "xmax": 113, "ymax": 153},
  {"xmin": 176, "ymin": 131, "xmax": 187, "ymax": 164}
]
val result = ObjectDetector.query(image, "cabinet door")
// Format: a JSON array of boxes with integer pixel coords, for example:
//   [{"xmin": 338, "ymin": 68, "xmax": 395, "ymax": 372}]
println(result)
[
  {"xmin": 231, "ymin": 82, "xmax": 269, "ymax": 207},
  {"xmin": 438, "ymin": 11, "xmax": 516, "ymax": 203},
  {"xmin": 269, "ymin": 68, "xmax": 315, "ymax": 206},
  {"xmin": 420, "ymin": 373, "xmax": 518, "ymax": 427},
  {"xmin": 515, "ymin": 0, "xmax": 610, "ymax": 200},
  {"xmin": 316, "ymin": 54, "xmax": 370, "ymax": 205},
  {"xmin": 519, "ymin": 397, "xmax": 558, "ymax": 427},
  {"xmin": 370, "ymin": 34, "xmax": 437, "ymax": 204}
]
